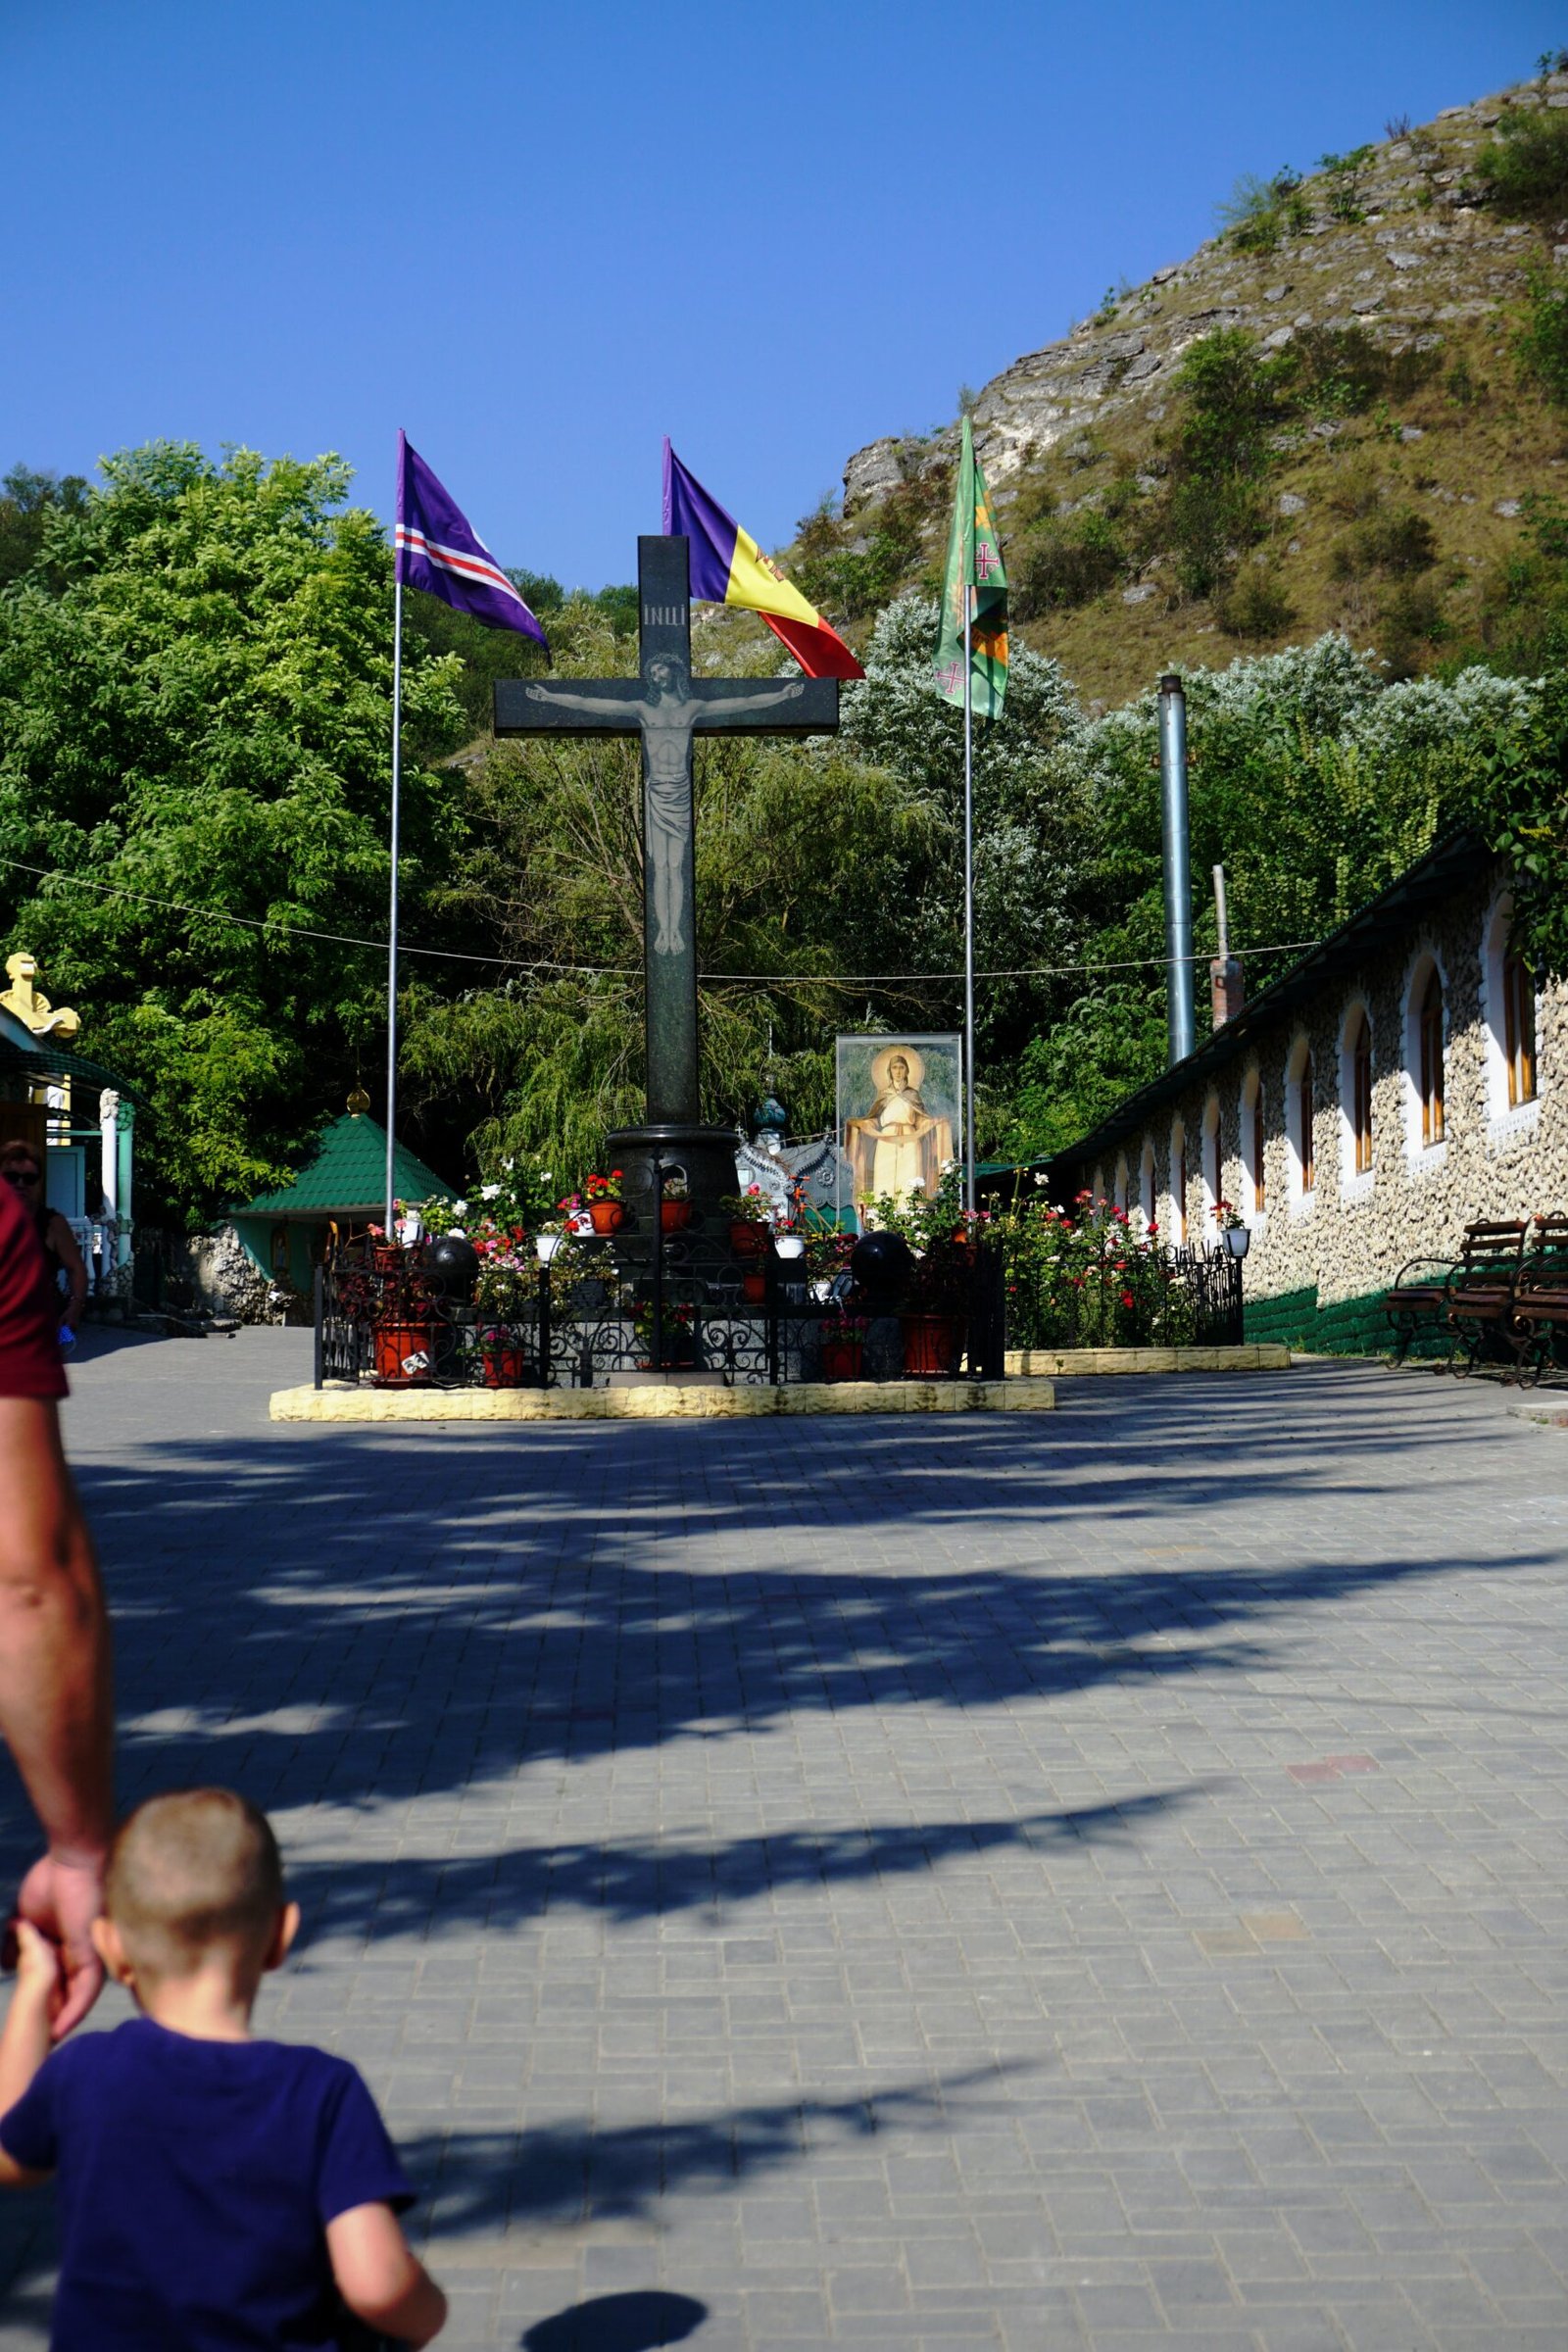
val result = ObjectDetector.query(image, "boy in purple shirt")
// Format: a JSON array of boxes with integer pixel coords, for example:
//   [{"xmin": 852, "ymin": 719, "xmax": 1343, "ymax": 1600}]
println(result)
[{"xmin": 0, "ymin": 1788, "xmax": 447, "ymax": 2350}]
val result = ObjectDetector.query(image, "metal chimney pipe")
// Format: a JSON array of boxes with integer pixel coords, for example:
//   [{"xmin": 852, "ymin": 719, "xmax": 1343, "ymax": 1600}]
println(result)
[{"xmin": 1158, "ymin": 672, "xmax": 1196, "ymax": 1065}]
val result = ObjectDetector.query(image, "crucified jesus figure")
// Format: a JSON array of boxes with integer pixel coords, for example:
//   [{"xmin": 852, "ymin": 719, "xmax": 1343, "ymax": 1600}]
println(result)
[{"xmin": 525, "ymin": 658, "xmax": 805, "ymax": 955}]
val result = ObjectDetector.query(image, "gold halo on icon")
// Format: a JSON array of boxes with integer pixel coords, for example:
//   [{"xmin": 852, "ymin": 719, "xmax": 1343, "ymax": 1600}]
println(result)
[{"xmin": 869, "ymin": 1044, "xmax": 925, "ymax": 1094}]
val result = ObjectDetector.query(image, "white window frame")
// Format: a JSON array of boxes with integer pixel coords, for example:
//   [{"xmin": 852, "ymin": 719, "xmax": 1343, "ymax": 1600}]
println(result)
[
  {"xmin": 1285, "ymin": 1034, "xmax": 1315, "ymax": 1213},
  {"xmin": 1168, "ymin": 1115, "xmax": 1188, "ymax": 1247},
  {"xmin": 1401, "ymin": 948, "xmax": 1448, "ymax": 1170},
  {"xmin": 1240, "ymin": 1064, "xmax": 1266, "ymax": 1226},
  {"xmin": 1338, "ymin": 997, "xmax": 1375, "ymax": 1203},
  {"xmin": 1200, "ymin": 1090, "xmax": 1222, "ymax": 1244},
  {"xmin": 1139, "ymin": 1138, "xmax": 1156, "ymax": 1233},
  {"xmin": 1480, "ymin": 889, "xmax": 1542, "ymax": 1143}
]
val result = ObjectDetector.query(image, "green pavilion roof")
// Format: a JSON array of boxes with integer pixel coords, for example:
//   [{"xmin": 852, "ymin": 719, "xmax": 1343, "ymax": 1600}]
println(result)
[{"xmin": 234, "ymin": 1111, "xmax": 456, "ymax": 1220}]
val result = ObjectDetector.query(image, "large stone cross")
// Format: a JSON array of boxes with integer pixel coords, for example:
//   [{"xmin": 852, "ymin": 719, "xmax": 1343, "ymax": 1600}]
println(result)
[{"xmin": 494, "ymin": 536, "xmax": 839, "ymax": 1133}]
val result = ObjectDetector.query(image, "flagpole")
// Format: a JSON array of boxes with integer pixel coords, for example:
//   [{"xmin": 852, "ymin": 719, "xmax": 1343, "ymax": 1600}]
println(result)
[
  {"xmin": 384, "ymin": 570, "xmax": 404, "ymax": 1235},
  {"xmin": 963, "ymin": 581, "xmax": 976, "ymax": 1219}
]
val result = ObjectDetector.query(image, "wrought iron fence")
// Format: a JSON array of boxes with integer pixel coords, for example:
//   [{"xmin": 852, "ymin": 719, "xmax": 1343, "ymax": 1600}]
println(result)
[
  {"xmin": 314, "ymin": 1227, "xmax": 1008, "ymax": 1393},
  {"xmin": 998, "ymin": 1234, "xmax": 1243, "ymax": 1351}
]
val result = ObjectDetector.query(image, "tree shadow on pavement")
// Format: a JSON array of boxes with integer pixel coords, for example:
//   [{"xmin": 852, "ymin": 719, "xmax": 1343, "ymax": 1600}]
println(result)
[{"xmin": 285, "ymin": 1788, "xmax": 1200, "ymax": 1948}]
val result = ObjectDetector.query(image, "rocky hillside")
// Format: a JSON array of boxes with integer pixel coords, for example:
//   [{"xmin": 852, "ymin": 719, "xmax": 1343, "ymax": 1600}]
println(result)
[{"xmin": 808, "ymin": 73, "xmax": 1568, "ymax": 705}]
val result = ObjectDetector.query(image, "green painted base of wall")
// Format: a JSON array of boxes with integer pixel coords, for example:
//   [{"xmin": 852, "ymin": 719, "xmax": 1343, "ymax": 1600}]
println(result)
[{"xmin": 1243, "ymin": 1284, "xmax": 1448, "ymax": 1359}]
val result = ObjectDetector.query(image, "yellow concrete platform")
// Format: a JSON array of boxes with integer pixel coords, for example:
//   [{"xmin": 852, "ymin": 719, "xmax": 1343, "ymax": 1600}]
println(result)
[
  {"xmin": 1005, "ymin": 1344, "xmax": 1291, "ymax": 1376},
  {"xmin": 270, "ymin": 1377, "xmax": 1058, "ymax": 1424}
]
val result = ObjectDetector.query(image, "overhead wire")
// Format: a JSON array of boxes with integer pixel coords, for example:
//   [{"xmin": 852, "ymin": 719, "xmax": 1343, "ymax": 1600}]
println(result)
[{"xmin": 0, "ymin": 854, "xmax": 1321, "ymax": 988}]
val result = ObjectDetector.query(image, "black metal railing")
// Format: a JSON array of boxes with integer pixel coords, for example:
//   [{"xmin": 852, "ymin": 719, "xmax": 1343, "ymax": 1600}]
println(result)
[
  {"xmin": 314, "ymin": 1219, "xmax": 1009, "ymax": 1393},
  {"xmin": 998, "ymin": 1235, "xmax": 1243, "ymax": 1352}
]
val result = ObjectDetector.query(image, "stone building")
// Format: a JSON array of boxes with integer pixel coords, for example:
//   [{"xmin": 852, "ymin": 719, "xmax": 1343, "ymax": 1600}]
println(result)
[{"xmin": 1048, "ymin": 833, "xmax": 1562, "ymax": 1352}]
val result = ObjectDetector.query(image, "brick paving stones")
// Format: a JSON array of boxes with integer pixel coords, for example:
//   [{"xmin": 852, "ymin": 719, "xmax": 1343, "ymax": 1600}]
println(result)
[{"xmin": 1, "ymin": 1329, "xmax": 1567, "ymax": 2346}]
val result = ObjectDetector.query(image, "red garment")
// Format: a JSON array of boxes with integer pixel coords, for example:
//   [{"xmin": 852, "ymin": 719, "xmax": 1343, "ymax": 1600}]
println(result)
[{"xmin": 0, "ymin": 1176, "xmax": 68, "ymax": 1398}]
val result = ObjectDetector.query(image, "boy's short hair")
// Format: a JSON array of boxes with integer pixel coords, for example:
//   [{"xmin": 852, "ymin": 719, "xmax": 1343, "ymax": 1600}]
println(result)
[{"xmin": 105, "ymin": 1789, "xmax": 283, "ymax": 1973}]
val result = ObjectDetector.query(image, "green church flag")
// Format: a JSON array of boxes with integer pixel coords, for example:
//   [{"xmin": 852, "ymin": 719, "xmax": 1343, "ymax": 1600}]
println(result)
[{"xmin": 933, "ymin": 416, "xmax": 1008, "ymax": 719}]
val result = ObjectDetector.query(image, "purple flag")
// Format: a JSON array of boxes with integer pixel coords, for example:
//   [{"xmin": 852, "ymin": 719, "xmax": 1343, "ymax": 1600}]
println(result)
[{"xmin": 394, "ymin": 432, "xmax": 548, "ymax": 646}]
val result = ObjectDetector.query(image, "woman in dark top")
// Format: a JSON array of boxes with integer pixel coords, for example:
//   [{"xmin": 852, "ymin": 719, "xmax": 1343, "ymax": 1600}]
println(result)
[{"xmin": 0, "ymin": 1144, "xmax": 88, "ymax": 1338}]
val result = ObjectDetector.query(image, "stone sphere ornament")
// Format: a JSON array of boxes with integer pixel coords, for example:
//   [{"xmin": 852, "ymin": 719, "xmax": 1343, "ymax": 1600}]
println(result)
[
  {"xmin": 424, "ymin": 1233, "xmax": 480, "ymax": 1296},
  {"xmin": 849, "ymin": 1230, "xmax": 913, "ymax": 1296}
]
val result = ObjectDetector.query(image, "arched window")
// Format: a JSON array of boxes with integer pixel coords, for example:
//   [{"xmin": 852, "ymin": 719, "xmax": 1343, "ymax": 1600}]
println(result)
[
  {"xmin": 1140, "ymin": 1139, "xmax": 1156, "ymax": 1232},
  {"xmin": 1483, "ymin": 894, "xmax": 1541, "ymax": 1128},
  {"xmin": 1113, "ymin": 1152, "xmax": 1129, "ymax": 1212},
  {"xmin": 1418, "ymin": 966, "xmax": 1445, "ymax": 1145},
  {"xmin": 1348, "ymin": 1007, "xmax": 1373, "ymax": 1176},
  {"xmin": 1202, "ymin": 1092, "xmax": 1221, "ymax": 1236},
  {"xmin": 1505, "ymin": 946, "xmax": 1537, "ymax": 1108},
  {"xmin": 1170, "ymin": 1116, "xmax": 1188, "ymax": 1245},
  {"xmin": 1287, "ymin": 1038, "xmax": 1314, "ymax": 1200},
  {"xmin": 1244, "ymin": 1069, "xmax": 1266, "ymax": 1217}
]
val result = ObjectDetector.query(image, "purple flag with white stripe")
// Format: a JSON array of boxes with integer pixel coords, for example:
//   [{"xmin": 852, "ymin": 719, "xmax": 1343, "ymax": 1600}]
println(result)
[{"xmin": 394, "ymin": 432, "xmax": 548, "ymax": 646}]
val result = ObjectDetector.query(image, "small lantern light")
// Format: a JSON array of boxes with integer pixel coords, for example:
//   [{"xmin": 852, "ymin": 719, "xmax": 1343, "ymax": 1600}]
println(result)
[
  {"xmin": 536, "ymin": 1232, "xmax": 564, "ymax": 1265},
  {"xmin": 1223, "ymin": 1222, "xmax": 1250, "ymax": 1259}
]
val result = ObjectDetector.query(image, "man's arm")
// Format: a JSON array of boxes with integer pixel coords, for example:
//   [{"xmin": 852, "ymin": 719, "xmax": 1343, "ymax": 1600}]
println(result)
[
  {"xmin": 47, "ymin": 1222, "xmax": 88, "ymax": 1332},
  {"xmin": 523, "ymin": 683, "xmax": 640, "ymax": 719},
  {"xmin": 0, "ymin": 1400, "xmax": 113, "ymax": 2037},
  {"xmin": 698, "ymin": 681, "xmax": 806, "ymax": 720}
]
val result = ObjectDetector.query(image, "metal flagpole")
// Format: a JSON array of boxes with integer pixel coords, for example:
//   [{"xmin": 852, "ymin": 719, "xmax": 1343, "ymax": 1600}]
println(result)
[
  {"xmin": 383, "ymin": 571, "xmax": 405, "ymax": 1234},
  {"xmin": 963, "ymin": 582, "xmax": 976, "ymax": 1218}
]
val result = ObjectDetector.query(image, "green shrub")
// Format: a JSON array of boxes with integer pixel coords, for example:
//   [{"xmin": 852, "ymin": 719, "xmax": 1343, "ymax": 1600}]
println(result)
[
  {"xmin": 1317, "ymin": 145, "xmax": 1375, "ymax": 224},
  {"xmin": 1012, "ymin": 512, "xmax": 1125, "ymax": 615},
  {"xmin": 1333, "ymin": 506, "xmax": 1437, "ymax": 579},
  {"xmin": 1381, "ymin": 578, "xmax": 1450, "ymax": 675},
  {"xmin": 1477, "ymin": 106, "xmax": 1568, "ymax": 218},
  {"xmin": 1516, "ymin": 263, "xmax": 1568, "ymax": 408},
  {"xmin": 1217, "ymin": 565, "xmax": 1296, "ymax": 639},
  {"xmin": 1217, "ymin": 168, "xmax": 1310, "ymax": 252}
]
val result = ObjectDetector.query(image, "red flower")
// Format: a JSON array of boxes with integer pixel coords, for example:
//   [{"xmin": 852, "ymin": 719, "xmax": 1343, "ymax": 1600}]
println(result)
[{"xmin": 1121, "ymin": 1291, "xmax": 1134, "ymax": 1308}]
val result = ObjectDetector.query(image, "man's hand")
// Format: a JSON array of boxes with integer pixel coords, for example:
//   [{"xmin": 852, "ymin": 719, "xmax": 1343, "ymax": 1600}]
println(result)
[{"xmin": 12, "ymin": 1851, "xmax": 105, "ymax": 2037}]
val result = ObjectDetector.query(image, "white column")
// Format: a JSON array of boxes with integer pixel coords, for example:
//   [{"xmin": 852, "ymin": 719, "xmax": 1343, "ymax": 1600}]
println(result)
[
  {"xmin": 99, "ymin": 1091, "xmax": 120, "ymax": 1227},
  {"xmin": 116, "ymin": 1098, "xmax": 134, "ymax": 1268}
]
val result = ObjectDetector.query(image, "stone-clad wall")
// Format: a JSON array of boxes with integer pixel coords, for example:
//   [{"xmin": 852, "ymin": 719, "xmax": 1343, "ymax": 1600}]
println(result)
[{"xmin": 1071, "ymin": 864, "xmax": 1567, "ymax": 1311}]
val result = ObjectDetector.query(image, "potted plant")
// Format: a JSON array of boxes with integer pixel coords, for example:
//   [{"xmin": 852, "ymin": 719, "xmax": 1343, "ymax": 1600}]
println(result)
[
  {"xmin": 659, "ymin": 1168, "xmax": 693, "ymax": 1234},
  {"xmin": 722, "ymin": 1186, "xmax": 772, "ymax": 1257},
  {"xmin": 1211, "ymin": 1198, "xmax": 1250, "ymax": 1258},
  {"xmin": 632, "ymin": 1297, "xmax": 697, "ymax": 1369},
  {"xmin": 473, "ymin": 1236, "xmax": 533, "ymax": 1385},
  {"xmin": 584, "ymin": 1170, "xmax": 626, "ymax": 1236},
  {"xmin": 819, "ymin": 1315, "xmax": 868, "ymax": 1383}
]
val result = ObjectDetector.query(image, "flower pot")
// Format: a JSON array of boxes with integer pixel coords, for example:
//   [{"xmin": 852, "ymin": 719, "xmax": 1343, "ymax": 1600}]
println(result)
[
  {"xmin": 820, "ymin": 1336, "xmax": 864, "ymax": 1383},
  {"xmin": 370, "ymin": 1244, "xmax": 404, "ymax": 1277},
  {"xmin": 482, "ymin": 1347, "xmax": 529, "ymax": 1388},
  {"xmin": 588, "ymin": 1200, "xmax": 625, "ymax": 1236},
  {"xmin": 775, "ymin": 1234, "xmax": 806, "ymax": 1260},
  {"xmin": 729, "ymin": 1220, "xmax": 766, "ymax": 1257},
  {"xmin": 372, "ymin": 1321, "xmax": 432, "ymax": 1385},
  {"xmin": 901, "ymin": 1312, "xmax": 964, "ymax": 1378},
  {"xmin": 741, "ymin": 1269, "xmax": 768, "ymax": 1305},
  {"xmin": 660, "ymin": 1199, "xmax": 693, "ymax": 1234}
]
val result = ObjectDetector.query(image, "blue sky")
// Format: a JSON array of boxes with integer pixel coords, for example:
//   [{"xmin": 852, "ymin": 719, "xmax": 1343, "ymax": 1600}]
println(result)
[{"xmin": 1, "ymin": 2, "xmax": 1556, "ymax": 588}]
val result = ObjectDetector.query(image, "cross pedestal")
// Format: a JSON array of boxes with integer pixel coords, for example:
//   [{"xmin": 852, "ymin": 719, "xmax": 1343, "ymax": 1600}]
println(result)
[{"xmin": 495, "ymin": 536, "xmax": 840, "ymax": 1226}]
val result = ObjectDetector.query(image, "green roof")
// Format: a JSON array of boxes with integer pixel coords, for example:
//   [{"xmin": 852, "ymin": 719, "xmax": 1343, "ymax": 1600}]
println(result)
[{"xmin": 234, "ymin": 1112, "xmax": 456, "ymax": 1219}]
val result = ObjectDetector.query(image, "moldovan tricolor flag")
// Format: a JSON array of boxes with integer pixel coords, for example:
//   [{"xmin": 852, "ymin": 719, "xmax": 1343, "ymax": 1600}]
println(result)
[
  {"xmin": 394, "ymin": 433, "xmax": 549, "ymax": 647},
  {"xmin": 662, "ymin": 441, "xmax": 864, "ymax": 680}
]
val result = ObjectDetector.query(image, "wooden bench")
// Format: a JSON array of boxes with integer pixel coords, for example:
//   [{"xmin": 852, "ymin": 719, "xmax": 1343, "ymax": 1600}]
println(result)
[
  {"xmin": 1383, "ymin": 1220, "xmax": 1530, "ymax": 1370},
  {"xmin": 1446, "ymin": 1219, "xmax": 1533, "ymax": 1374},
  {"xmin": 1507, "ymin": 1214, "xmax": 1568, "ymax": 1386},
  {"xmin": 1384, "ymin": 1251, "xmax": 1464, "ymax": 1365}
]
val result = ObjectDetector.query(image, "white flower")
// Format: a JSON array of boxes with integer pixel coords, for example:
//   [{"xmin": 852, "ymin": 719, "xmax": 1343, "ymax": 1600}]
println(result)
[
  {"xmin": 480, "ymin": 1184, "xmax": 501, "ymax": 1200},
  {"xmin": 453, "ymin": 1199, "xmax": 468, "ymax": 1215}
]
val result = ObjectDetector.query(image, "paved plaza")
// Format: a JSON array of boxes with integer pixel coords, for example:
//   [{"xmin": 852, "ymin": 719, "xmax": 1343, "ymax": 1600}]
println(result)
[{"xmin": 2, "ymin": 1330, "xmax": 1568, "ymax": 2349}]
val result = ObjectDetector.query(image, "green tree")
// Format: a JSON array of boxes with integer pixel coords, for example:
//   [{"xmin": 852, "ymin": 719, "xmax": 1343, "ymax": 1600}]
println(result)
[{"xmin": 0, "ymin": 442, "xmax": 467, "ymax": 1220}]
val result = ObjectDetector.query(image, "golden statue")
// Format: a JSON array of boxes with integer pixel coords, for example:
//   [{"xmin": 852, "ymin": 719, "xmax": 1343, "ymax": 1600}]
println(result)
[{"xmin": 1, "ymin": 952, "xmax": 79, "ymax": 1044}]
